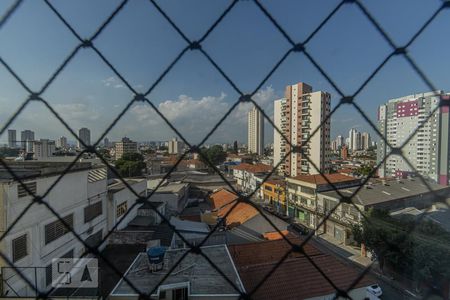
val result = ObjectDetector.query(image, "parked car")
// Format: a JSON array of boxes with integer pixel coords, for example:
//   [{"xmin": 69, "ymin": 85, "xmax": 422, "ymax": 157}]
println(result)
[{"xmin": 366, "ymin": 284, "xmax": 383, "ymax": 297}]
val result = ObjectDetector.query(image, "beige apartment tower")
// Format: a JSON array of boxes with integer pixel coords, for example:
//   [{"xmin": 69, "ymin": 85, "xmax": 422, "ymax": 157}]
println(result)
[{"xmin": 273, "ymin": 82, "xmax": 331, "ymax": 176}]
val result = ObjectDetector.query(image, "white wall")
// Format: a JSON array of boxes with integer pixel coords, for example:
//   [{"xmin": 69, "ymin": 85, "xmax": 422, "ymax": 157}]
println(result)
[
  {"xmin": 107, "ymin": 180, "xmax": 147, "ymax": 231},
  {"xmin": 0, "ymin": 168, "xmax": 108, "ymax": 296}
]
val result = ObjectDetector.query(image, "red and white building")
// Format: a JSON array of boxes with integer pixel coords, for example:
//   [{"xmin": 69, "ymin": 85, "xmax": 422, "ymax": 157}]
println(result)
[{"xmin": 378, "ymin": 91, "xmax": 450, "ymax": 185}]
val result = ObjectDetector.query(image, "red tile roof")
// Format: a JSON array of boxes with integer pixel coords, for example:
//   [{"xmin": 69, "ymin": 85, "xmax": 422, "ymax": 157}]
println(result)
[
  {"xmin": 228, "ymin": 239, "xmax": 374, "ymax": 300},
  {"xmin": 209, "ymin": 188, "xmax": 259, "ymax": 226},
  {"xmin": 290, "ymin": 173, "xmax": 358, "ymax": 185},
  {"xmin": 217, "ymin": 202, "xmax": 259, "ymax": 227},
  {"xmin": 232, "ymin": 163, "xmax": 272, "ymax": 173},
  {"xmin": 209, "ymin": 188, "xmax": 238, "ymax": 210},
  {"xmin": 262, "ymin": 230, "xmax": 289, "ymax": 240}
]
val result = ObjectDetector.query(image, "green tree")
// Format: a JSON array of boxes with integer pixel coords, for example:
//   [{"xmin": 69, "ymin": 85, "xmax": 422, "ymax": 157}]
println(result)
[
  {"xmin": 115, "ymin": 152, "xmax": 146, "ymax": 177},
  {"xmin": 352, "ymin": 208, "xmax": 450, "ymax": 286},
  {"xmin": 199, "ymin": 145, "xmax": 226, "ymax": 167},
  {"xmin": 97, "ymin": 148, "xmax": 111, "ymax": 160},
  {"xmin": 355, "ymin": 164, "xmax": 374, "ymax": 176}
]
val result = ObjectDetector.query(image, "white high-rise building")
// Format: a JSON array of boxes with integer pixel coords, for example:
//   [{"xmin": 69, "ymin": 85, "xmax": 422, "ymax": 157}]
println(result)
[
  {"xmin": 247, "ymin": 106, "xmax": 264, "ymax": 155},
  {"xmin": 378, "ymin": 91, "xmax": 450, "ymax": 185},
  {"xmin": 348, "ymin": 128, "xmax": 362, "ymax": 152},
  {"xmin": 33, "ymin": 139, "xmax": 56, "ymax": 159},
  {"xmin": 336, "ymin": 135, "xmax": 344, "ymax": 148},
  {"xmin": 8, "ymin": 129, "xmax": 16, "ymax": 148},
  {"xmin": 78, "ymin": 128, "xmax": 91, "ymax": 149},
  {"xmin": 168, "ymin": 137, "xmax": 184, "ymax": 155},
  {"xmin": 331, "ymin": 135, "xmax": 345, "ymax": 152},
  {"xmin": 56, "ymin": 136, "xmax": 67, "ymax": 149},
  {"xmin": 273, "ymin": 82, "xmax": 331, "ymax": 177}
]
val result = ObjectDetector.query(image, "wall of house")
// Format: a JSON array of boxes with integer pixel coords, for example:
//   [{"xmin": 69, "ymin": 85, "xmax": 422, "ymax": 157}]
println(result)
[
  {"xmin": 108, "ymin": 180, "xmax": 147, "ymax": 231},
  {"xmin": 1, "ymin": 170, "xmax": 108, "ymax": 297}
]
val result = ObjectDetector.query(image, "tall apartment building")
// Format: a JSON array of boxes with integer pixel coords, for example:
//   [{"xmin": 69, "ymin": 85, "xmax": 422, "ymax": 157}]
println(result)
[
  {"xmin": 20, "ymin": 130, "xmax": 35, "ymax": 151},
  {"xmin": 8, "ymin": 129, "xmax": 16, "ymax": 148},
  {"xmin": 331, "ymin": 135, "xmax": 345, "ymax": 151},
  {"xmin": 378, "ymin": 91, "xmax": 450, "ymax": 185},
  {"xmin": 0, "ymin": 162, "xmax": 107, "ymax": 297},
  {"xmin": 273, "ymin": 82, "xmax": 331, "ymax": 176},
  {"xmin": 361, "ymin": 132, "xmax": 371, "ymax": 150},
  {"xmin": 247, "ymin": 106, "xmax": 264, "ymax": 155},
  {"xmin": 348, "ymin": 128, "xmax": 361, "ymax": 152},
  {"xmin": 168, "ymin": 137, "xmax": 184, "ymax": 155},
  {"xmin": 33, "ymin": 139, "xmax": 56, "ymax": 159},
  {"xmin": 78, "ymin": 127, "xmax": 91, "ymax": 149},
  {"xmin": 56, "ymin": 136, "xmax": 67, "ymax": 149},
  {"xmin": 115, "ymin": 137, "xmax": 138, "ymax": 160},
  {"xmin": 274, "ymin": 98, "xmax": 287, "ymax": 172}
]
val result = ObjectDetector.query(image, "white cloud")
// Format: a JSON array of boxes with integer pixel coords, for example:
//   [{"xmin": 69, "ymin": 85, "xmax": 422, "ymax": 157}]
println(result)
[
  {"xmin": 102, "ymin": 76, "xmax": 125, "ymax": 89},
  {"xmin": 129, "ymin": 86, "xmax": 277, "ymax": 143},
  {"xmin": 232, "ymin": 86, "xmax": 276, "ymax": 124},
  {"xmin": 53, "ymin": 103, "xmax": 100, "ymax": 122}
]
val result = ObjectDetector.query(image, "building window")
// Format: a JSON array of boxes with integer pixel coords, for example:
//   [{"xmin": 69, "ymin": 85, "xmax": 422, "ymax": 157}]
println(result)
[
  {"xmin": 84, "ymin": 201, "xmax": 103, "ymax": 223},
  {"xmin": 301, "ymin": 186, "xmax": 315, "ymax": 195},
  {"xmin": 17, "ymin": 181, "xmax": 37, "ymax": 198},
  {"xmin": 173, "ymin": 288, "xmax": 188, "ymax": 300},
  {"xmin": 12, "ymin": 234, "xmax": 27, "ymax": 262},
  {"xmin": 45, "ymin": 214, "xmax": 74, "ymax": 245},
  {"xmin": 116, "ymin": 202, "xmax": 128, "ymax": 218}
]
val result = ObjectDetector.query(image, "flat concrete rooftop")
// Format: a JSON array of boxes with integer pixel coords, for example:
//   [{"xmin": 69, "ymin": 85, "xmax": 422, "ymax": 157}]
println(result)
[
  {"xmin": 111, "ymin": 245, "xmax": 243, "ymax": 297},
  {"xmin": 0, "ymin": 161, "xmax": 93, "ymax": 181},
  {"xmin": 320, "ymin": 178, "xmax": 450, "ymax": 206}
]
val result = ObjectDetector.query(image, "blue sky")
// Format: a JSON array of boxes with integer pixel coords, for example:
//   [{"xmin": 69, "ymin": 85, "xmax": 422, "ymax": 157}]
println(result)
[{"xmin": 1, "ymin": 0, "xmax": 449, "ymax": 146}]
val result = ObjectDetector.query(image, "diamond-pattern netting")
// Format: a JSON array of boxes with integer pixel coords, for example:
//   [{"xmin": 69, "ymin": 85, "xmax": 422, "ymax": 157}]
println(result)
[{"xmin": 1, "ymin": 0, "xmax": 449, "ymax": 299}]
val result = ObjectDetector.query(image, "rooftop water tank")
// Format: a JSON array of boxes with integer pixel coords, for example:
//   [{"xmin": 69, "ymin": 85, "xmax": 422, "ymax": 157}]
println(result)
[{"xmin": 147, "ymin": 247, "xmax": 166, "ymax": 272}]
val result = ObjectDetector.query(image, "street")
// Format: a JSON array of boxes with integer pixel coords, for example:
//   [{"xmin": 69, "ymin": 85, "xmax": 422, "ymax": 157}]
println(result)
[{"xmin": 310, "ymin": 236, "xmax": 417, "ymax": 300}]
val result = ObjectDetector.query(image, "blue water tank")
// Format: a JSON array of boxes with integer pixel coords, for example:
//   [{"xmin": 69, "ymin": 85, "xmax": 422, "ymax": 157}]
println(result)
[{"xmin": 147, "ymin": 247, "xmax": 166, "ymax": 265}]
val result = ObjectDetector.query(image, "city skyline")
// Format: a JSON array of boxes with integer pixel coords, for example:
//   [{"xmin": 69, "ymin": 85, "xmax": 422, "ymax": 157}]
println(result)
[{"xmin": 1, "ymin": 1, "xmax": 449, "ymax": 145}]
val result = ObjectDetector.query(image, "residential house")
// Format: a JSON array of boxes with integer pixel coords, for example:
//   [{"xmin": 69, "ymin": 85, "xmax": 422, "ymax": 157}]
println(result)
[
  {"xmin": 148, "ymin": 182, "xmax": 190, "ymax": 215},
  {"xmin": 285, "ymin": 174, "xmax": 361, "ymax": 231},
  {"xmin": 318, "ymin": 177, "xmax": 450, "ymax": 244},
  {"xmin": 168, "ymin": 217, "xmax": 210, "ymax": 248},
  {"xmin": 232, "ymin": 163, "xmax": 272, "ymax": 197},
  {"xmin": 228, "ymin": 237, "xmax": 375, "ymax": 300},
  {"xmin": 262, "ymin": 179, "xmax": 286, "ymax": 212},
  {"xmin": 107, "ymin": 179, "xmax": 147, "ymax": 231},
  {"xmin": 204, "ymin": 189, "xmax": 288, "ymax": 242},
  {"xmin": 110, "ymin": 245, "xmax": 244, "ymax": 299}
]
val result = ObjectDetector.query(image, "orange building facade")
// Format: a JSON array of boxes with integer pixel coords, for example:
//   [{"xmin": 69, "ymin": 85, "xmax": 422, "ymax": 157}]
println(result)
[{"xmin": 262, "ymin": 180, "xmax": 286, "ymax": 211}]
